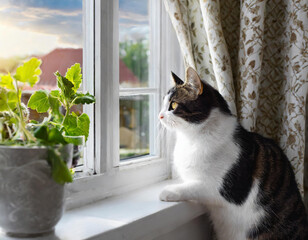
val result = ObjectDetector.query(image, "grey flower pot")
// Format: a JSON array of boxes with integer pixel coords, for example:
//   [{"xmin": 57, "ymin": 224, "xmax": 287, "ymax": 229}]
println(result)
[{"xmin": 0, "ymin": 144, "xmax": 73, "ymax": 238}]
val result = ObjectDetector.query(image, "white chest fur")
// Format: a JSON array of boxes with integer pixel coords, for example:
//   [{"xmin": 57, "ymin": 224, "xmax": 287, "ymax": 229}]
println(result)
[
  {"xmin": 173, "ymin": 109, "xmax": 239, "ymax": 186},
  {"xmin": 170, "ymin": 110, "xmax": 265, "ymax": 239}
]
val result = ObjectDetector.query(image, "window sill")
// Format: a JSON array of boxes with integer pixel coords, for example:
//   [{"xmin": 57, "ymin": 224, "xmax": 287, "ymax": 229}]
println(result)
[{"xmin": 0, "ymin": 180, "xmax": 209, "ymax": 240}]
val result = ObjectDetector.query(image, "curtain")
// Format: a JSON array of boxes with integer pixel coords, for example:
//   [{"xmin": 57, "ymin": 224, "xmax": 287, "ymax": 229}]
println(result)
[{"xmin": 164, "ymin": 0, "xmax": 308, "ymax": 206}]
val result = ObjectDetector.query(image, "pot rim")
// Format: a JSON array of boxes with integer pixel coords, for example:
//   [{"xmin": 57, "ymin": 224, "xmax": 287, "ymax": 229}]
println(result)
[
  {"xmin": 0, "ymin": 145, "xmax": 48, "ymax": 150},
  {"xmin": 0, "ymin": 143, "xmax": 73, "ymax": 149}
]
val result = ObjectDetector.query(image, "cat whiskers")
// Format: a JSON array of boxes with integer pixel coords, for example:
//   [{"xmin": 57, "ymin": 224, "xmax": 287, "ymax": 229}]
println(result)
[
  {"xmin": 168, "ymin": 118, "xmax": 177, "ymax": 128},
  {"xmin": 156, "ymin": 121, "xmax": 166, "ymax": 140}
]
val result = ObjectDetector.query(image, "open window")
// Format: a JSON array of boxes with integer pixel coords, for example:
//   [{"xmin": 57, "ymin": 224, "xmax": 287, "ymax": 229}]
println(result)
[
  {"xmin": 65, "ymin": 0, "xmax": 172, "ymax": 208},
  {"xmin": 119, "ymin": 0, "xmax": 160, "ymax": 162},
  {"xmin": 0, "ymin": 0, "xmax": 179, "ymax": 208},
  {"xmin": 0, "ymin": 0, "xmax": 92, "ymax": 171}
]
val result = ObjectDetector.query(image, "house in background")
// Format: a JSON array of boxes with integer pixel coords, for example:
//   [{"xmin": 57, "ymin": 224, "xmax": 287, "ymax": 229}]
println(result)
[{"xmin": 23, "ymin": 48, "xmax": 140, "ymax": 91}]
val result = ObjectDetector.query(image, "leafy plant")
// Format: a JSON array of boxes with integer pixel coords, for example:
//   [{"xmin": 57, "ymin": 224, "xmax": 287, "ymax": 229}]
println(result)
[
  {"xmin": 0, "ymin": 58, "xmax": 41, "ymax": 142},
  {"xmin": 28, "ymin": 63, "xmax": 95, "ymax": 144},
  {"xmin": 0, "ymin": 58, "xmax": 95, "ymax": 184}
]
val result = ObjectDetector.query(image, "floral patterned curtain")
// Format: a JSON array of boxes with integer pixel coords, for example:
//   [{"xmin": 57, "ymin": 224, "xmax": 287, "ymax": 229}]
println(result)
[{"xmin": 164, "ymin": 0, "xmax": 308, "ymax": 206}]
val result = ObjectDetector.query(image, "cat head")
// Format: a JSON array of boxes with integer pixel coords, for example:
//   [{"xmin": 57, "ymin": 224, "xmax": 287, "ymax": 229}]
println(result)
[{"xmin": 158, "ymin": 67, "xmax": 231, "ymax": 130}]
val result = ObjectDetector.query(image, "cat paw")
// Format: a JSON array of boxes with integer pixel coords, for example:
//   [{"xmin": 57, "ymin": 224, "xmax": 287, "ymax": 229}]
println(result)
[{"xmin": 159, "ymin": 186, "xmax": 182, "ymax": 202}]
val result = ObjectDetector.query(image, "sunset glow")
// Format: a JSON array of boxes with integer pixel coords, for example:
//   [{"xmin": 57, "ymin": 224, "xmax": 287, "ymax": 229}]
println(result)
[
  {"xmin": 0, "ymin": 0, "xmax": 83, "ymax": 59},
  {"xmin": 0, "ymin": 25, "xmax": 60, "ymax": 57},
  {"xmin": 0, "ymin": 0, "xmax": 148, "ymax": 59}
]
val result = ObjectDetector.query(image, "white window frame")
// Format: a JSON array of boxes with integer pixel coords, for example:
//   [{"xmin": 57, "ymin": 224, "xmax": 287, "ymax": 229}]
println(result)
[
  {"xmin": 118, "ymin": 0, "xmax": 161, "ymax": 165},
  {"xmin": 66, "ymin": 0, "xmax": 179, "ymax": 209}
]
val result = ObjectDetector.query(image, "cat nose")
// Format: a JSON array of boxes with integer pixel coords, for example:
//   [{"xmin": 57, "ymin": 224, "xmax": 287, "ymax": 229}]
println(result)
[{"xmin": 159, "ymin": 114, "xmax": 164, "ymax": 119}]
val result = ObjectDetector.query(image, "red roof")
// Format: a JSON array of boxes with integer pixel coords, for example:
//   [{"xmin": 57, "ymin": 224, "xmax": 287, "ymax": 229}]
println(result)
[
  {"xmin": 119, "ymin": 59, "xmax": 139, "ymax": 85},
  {"xmin": 23, "ymin": 48, "xmax": 139, "ymax": 90},
  {"xmin": 24, "ymin": 48, "xmax": 82, "ymax": 90},
  {"xmin": 40, "ymin": 48, "xmax": 83, "ymax": 87}
]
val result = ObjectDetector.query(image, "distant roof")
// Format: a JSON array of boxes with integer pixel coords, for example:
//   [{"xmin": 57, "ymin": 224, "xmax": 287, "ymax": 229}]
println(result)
[
  {"xmin": 24, "ymin": 48, "xmax": 82, "ymax": 90},
  {"xmin": 40, "ymin": 48, "xmax": 83, "ymax": 87},
  {"xmin": 23, "ymin": 48, "xmax": 139, "ymax": 91},
  {"xmin": 119, "ymin": 58, "xmax": 139, "ymax": 86}
]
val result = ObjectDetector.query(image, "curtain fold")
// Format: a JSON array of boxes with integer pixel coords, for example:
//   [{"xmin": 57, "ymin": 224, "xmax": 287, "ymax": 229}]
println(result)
[
  {"xmin": 199, "ymin": 0, "xmax": 236, "ymax": 114},
  {"xmin": 236, "ymin": 0, "xmax": 266, "ymax": 130},
  {"xmin": 164, "ymin": 0, "xmax": 308, "ymax": 206}
]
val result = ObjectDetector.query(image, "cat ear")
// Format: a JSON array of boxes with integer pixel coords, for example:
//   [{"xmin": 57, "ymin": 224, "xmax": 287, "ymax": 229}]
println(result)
[
  {"xmin": 185, "ymin": 67, "xmax": 203, "ymax": 95},
  {"xmin": 171, "ymin": 71, "xmax": 184, "ymax": 85}
]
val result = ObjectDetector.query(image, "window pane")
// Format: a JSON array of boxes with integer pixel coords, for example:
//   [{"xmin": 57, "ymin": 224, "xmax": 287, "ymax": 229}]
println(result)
[
  {"xmin": 0, "ymin": 1, "xmax": 84, "ymax": 168},
  {"xmin": 0, "ymin": 1, "xmax": 83, "ymax": 122},
  {"xmin": 119, "ymin": 0, "xmax": 149, "ymax": 88},
  {"xmin": 120, "ymin": 95, "xmax": 150, "ymax": 160}
]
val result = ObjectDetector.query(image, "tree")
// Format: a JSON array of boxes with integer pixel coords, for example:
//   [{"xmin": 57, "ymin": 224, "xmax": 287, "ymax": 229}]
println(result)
[{"xmin": 119, "ymin": 40, "xmax": 149, "ymax": 85}]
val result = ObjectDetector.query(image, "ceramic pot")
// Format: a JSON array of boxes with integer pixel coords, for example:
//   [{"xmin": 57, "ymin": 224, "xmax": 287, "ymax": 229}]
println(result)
[{"xmin": 0, "ymin": 144, "xmax": 73, "ymax": 237}]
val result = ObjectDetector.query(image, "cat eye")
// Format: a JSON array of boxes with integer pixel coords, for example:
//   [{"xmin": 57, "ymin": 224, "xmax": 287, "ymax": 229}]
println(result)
[{"xmin": 170, "ymin": 101, "xmax": 178, "ymax": 110}]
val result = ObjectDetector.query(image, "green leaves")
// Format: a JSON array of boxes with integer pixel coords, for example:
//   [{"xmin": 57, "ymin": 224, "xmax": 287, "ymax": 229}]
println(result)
[
  {"xmin": 0, "ymin": 58, "xmax": 42, "ymax": 143},
  {"xmin": 48, "ymin": 128, "xmax": 67, "ymax": 145},
  {"xmin": 63, "ymin": 113, "xmax": 90, "ymax": 141},
  {"xmin": 63, "ymin": 135, "xmax": 84, "ymax": 145},
  {"xmin": 55, "ymin": 63, "xmax": 82, "ymax": 100},
  {"xmin": 74, "ymin": 114, "xmax": 90, "ymax": 141},
  {"xmin": 66, "ymin": 63, "xmax": 82, "ymax": 92},
  {"xmin": 48, "ymin": 90, "xmax": 62, "ymax": 118},
  {"xmin": 63, "ymin": 114, "xmax": 77, "ymax": 130},
  {"xmin": 7, "ymin": 91, "xmax": 18, "ymax": 110},
  {"xmin": 14, "ymin": 58, "xmax": 42, "ymax": 87},
  {"xmin": 73, "ymin": 92, "xmax": 95, "ymax": 105},
  {"xmin": 26, "ymin": 62, "xmax": 94, "ymax": 150},
  {"xmin": 28, "ymin": 90, "xmax": 50, "ymax": 113},
  {"xmin": 55, "ymin": 72, "xmax": 75, "ymax": 100},
  {"xmin": 0, "ymin": 59, "xmax": 92, "ymax": 185},
  {"xmin": 34, "ymin": 125, "xmax": 67, "ymax": 145},
  {"xmin": 0, "ymin": 73, "xmax": 15, "ymax": 90},
  {"xmin": 0, "ymin": 59, "xmax": 95, "ymax": 146},
  {"xmin": 34, "ymin": 125, "xmax": 49, "ymax": 142},
  {"xmin": 0, "ymin": 58, "xmax": 42, "ymax": 90},
  {"xmin": 28, "ymin": 63, "xmax": 95, "ymax": 145},
  {"xmin": 55, "ymin": 64, "xmax": 95, "ymax": 105},
  {"xmin": 0, "ymin": 88, "xmax": 9, "ymax": 111},
  {"xmin": 27, "ymin": 89, "xmax": 63, "ymax": 122},
  {"xmin": 48, "ymin": 148, "xmax": 73, "ymax": 185},
  {"xmin": 0, "ymin": 74, "xmax": 18, "ymax": 111},
  {"xmin": 0, "ymin": 88, "xmax": 18, "ymax": 111},
  {"xmin": 33, "ymin": 126, "xmax": 72, "ymax": 185}
]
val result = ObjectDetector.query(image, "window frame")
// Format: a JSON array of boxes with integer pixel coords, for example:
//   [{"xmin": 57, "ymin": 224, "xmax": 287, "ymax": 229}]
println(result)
[
  {"xmin": 94, "ymin": 0, "xmax": 167, "ymax": 174},
  {"xmin": 66, "ymin": 0, "xmax": 176, "ymax": 209},
  {"xmin": 118, "ymin": 0, "xmax": 161, "ymax": 165},
  {"xmin": 82, "ymin": 0, "xmax": 95, "ymax": 174}
]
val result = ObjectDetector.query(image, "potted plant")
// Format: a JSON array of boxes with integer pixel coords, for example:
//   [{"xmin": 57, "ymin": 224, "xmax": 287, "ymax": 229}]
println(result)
[{"xmin": 0, "ymin": 58, "xmax": 95, "ymax": 237}]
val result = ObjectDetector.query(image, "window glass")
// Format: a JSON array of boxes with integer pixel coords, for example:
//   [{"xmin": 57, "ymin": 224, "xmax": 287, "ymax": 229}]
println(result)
[
  {"xmin": 0, "ymin": 0, "xmax": 83, "ymax": 122},
  {"xmin": 120, "ymin": 95, "xmax": 150, "ymax": 160},
  {"xmin": 0, "ymin": 1, "xmax": 84, "ymax": 168},
  {"xmin": 119, "ymin": 0, "xmax": 154, "ymax": 161},
  {"xmin": 119, "ymin": 0, "xmax": 149, "ymax": 88}
]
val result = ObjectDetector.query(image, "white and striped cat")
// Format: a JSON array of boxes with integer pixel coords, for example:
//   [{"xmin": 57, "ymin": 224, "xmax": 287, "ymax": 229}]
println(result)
[{"xmin": 159, "ymin": 67, "xmax": 308, "ymax": 240}]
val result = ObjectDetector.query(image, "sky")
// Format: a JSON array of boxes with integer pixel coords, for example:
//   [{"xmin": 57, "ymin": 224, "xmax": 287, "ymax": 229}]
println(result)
[
  {"xmin": 119, "ymin": 0, "xmax": 150, "ymax": 41},
  {"xmin": 119, "ymin": 0, "xmax": 149, "ymax": 42},
  {"xmin": 0, "ymin": 0, "xmax": 149, "ymax": 58}
]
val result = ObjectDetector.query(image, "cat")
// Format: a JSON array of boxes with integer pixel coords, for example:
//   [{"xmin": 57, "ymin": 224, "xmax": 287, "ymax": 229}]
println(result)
[{"xmin": 158, "ymin": 67, "xmax": 308, "ymax": 240}]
